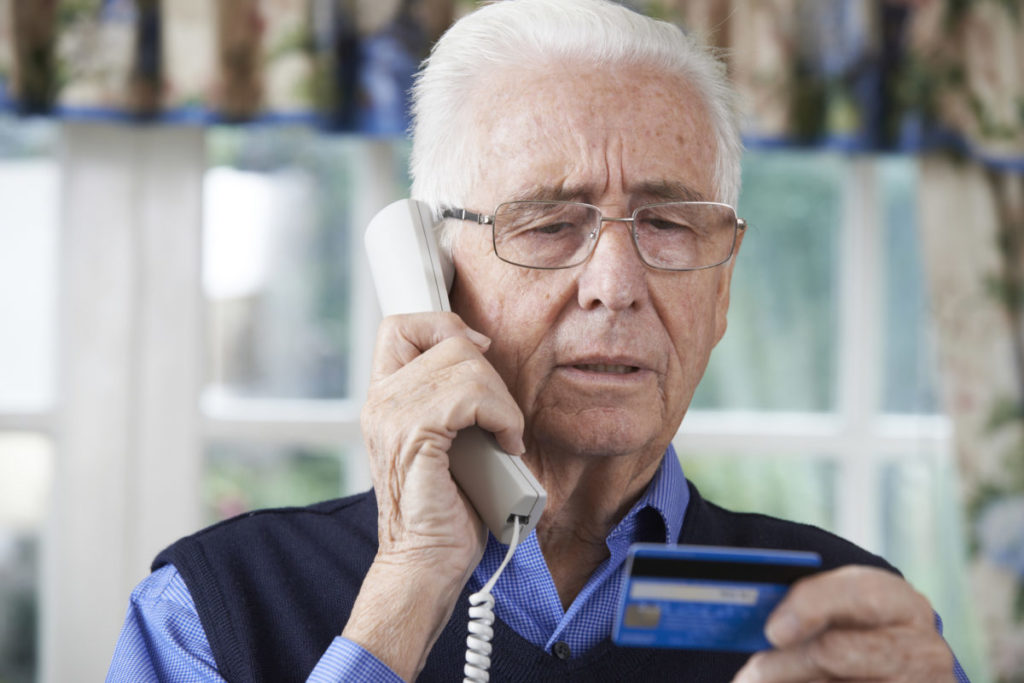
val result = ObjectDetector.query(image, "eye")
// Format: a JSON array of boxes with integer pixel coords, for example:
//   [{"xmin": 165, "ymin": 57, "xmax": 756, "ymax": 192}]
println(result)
[
  {"xmin": 496, "ymin": 202, "xmax": 593, "ymax": 242},
  {"xmin": 645, "ymin": 218, "xmax": 694, "ymax": 233},
  {"xmin": 531, "ymin": 221, "xmax": 574, "ymax": 235}
]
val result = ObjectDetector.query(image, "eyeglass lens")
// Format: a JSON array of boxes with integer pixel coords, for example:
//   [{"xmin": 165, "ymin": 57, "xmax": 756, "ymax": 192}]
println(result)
[{"xmin": 491, "ymin": 201, "xmax": 737, "ymax": 270}]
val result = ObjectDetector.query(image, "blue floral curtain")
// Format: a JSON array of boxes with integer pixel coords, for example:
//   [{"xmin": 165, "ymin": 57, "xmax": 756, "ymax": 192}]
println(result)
[{"xmin": 899, "ymin": 4, "xmax": 1022, "ymax": 679}]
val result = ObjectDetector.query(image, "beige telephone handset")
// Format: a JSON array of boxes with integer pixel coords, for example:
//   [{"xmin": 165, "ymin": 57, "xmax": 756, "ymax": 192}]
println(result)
[{"xmin": 364, "ymin": 199, "xmax": 546, "ymax": 544}]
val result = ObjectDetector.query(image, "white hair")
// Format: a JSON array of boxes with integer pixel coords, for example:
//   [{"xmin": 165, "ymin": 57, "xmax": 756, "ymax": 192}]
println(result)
[{"xmin": 409, "ymin": 0, "xmax": 743, "ymax": 246}]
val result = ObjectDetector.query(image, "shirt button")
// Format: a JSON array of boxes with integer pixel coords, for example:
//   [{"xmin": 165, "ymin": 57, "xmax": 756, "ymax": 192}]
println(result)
[{"xmin": 552, "ymin": 641, "xmax": 571, "ymax": 660}]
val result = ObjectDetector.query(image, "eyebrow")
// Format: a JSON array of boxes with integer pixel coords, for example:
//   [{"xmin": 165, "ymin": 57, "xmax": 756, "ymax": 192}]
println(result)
[
  {"xmin": 634, "ymin": 180, "xmax": 707, "ymax": 203},
  {"xmin": 505, "ymin": 179, "xmax": 708, "ymax": 205},
  {"xmin": 506, "ymin": 183, "xmax": 587, "ymax": 204}
]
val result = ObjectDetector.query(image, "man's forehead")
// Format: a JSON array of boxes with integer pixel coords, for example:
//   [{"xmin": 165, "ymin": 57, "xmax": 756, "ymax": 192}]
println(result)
[{"xmin": 468, "ymin": 63, "xmax": 718, "ymax": 207}]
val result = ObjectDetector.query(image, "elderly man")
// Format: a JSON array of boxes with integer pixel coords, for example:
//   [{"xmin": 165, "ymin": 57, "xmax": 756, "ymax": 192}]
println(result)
[{"xmin": 108, "ymin": 1, "xmax": 964, "ymax": 681}]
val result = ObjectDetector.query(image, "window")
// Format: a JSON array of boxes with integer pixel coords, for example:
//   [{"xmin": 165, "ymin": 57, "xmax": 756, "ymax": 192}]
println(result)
[
  {"xmin": 200, "ymin": 128, "xmax": 412, "ymax": 521},
  {"xmin": 677, "ymin": 150, "xmax": 982, "ymax": 676}
]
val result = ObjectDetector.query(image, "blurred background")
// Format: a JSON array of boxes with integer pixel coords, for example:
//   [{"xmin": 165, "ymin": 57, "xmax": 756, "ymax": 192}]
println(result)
[{"xmin": 0, "ymin": 0, "xmax": 1021, "ymax": 681}]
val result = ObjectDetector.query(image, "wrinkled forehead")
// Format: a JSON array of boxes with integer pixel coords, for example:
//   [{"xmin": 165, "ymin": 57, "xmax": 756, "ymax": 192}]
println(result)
[{"xmin": 464, "ymin": 62, "xmax": 718, "ymax": 209}]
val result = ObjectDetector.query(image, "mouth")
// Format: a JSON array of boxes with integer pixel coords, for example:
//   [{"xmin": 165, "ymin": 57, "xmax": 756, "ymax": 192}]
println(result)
[{"xmin": 571, "ymin": 363, "xmax": 640, "ymax": 375}]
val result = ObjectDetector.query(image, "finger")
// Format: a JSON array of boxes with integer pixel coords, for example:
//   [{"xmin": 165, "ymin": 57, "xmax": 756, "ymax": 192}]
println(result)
[
  {"xmin": 439, "ymin": 351, "xmax": 526, "ymax": 455},
  {"xmin": 765, "ymin": 565, "xmax": 934, "ymax": 647},
  {"xmin": 371, "ymin": 312, "xmax": 490, "ymax": 380},
  {"xmin": 365, "ymin": 336, "xmax": 525, "ymax": 454},
  {"xmin": 733, "ymin": 625, "xmax": 955, "ymax": 683}
]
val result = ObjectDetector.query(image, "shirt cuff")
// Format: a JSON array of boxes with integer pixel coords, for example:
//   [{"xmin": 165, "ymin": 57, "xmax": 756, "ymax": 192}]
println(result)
[{"xmin": 306, "ymin": 637, "xmax": 405, "ymax": 683}]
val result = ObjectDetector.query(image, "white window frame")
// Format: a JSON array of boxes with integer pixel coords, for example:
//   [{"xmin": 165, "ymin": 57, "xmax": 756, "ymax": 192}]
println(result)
[
  {"xmin": 681, "ymin": 159, "xmax": 952, "ymax": 553},
  {"xmin": 0, "ymin": 124, "xmax": 951, "ymax": 682}
]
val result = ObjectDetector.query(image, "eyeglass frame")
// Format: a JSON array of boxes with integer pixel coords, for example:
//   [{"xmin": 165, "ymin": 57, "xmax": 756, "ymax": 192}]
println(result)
[{"xmin": 441, "ymin": 200, "xmax": 748, "ymax": 272}]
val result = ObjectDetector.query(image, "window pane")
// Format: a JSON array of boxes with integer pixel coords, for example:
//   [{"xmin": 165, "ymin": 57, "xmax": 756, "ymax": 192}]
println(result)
[
  {"xmin": 693, "ymin": 151, "xmax": 842, "ymax": 412},
  {"xmin": 676, "ymin": 449, "xmax": 836, "ymax": 530},
  {"xmin": 0, "ymin": 433, "xmax": 53, "ymax": 683},
  {"xmin": 204, "ymin": 441, "xmax": 346, "ymax": 522},
  {"xmin": 203, "ymin": 127, "xmax": 410, "ymax": 399},
  {"xmin": 880, "ymin": 455, "xmax": 988, "ymax": 681},
  {"xmin": 879, "ymin": 157, "xmax": 940, "ymax": 414},
  {"xmin": 0, "ymin": 116, "xmax": 58, "ymax": 410}
]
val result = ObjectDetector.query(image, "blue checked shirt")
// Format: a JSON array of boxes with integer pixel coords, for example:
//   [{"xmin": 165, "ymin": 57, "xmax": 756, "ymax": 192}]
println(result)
[{"xmin": 107, "ymin": 447, "xmax": 970, "ymax": 682}]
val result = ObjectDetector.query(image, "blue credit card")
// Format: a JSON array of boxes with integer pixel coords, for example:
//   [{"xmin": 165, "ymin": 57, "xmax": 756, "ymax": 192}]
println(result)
[{"xmin": 612, "ymin": 544, "xmax": 821, "ymax": 652}]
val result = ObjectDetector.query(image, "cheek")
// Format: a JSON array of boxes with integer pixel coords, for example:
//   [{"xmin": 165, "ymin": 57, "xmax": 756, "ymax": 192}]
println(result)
[
  {"xmin": 459, "ymin": 267, "xmax": 556, "ymax": 334},
  {"xmin": 451, "ymin": 256, "xmax": 566, "ymax": 389},
  {"xmin": 658, "ymin": 278, "xmax": 724, "ymax": 390},
  {"xmin": 485, "ymin": 283, "xmax": 561, "ymax": 379}
]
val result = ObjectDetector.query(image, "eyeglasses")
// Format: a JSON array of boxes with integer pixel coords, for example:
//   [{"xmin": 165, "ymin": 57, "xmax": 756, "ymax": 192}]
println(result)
[{"xmin": 442, "ymin": 200, "xmax": 746, "ymax": 271}]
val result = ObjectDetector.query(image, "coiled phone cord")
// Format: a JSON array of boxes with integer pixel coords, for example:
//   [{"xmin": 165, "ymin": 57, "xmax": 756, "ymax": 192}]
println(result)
[{"xmin": 463, "ymin": 516, "xmax": 524, "ymax": 683}]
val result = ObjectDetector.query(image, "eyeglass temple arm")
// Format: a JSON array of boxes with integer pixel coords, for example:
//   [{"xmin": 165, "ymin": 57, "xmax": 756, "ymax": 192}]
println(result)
[{"xmin": 441, "ymin": 208, "xmax": 494, "ymax": 225}]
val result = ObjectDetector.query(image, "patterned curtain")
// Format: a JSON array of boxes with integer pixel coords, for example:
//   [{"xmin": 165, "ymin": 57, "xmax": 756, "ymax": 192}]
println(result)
[
  {"xmin": 904, "ymin": 2, "xmax": 1024, "ymax": 680},
  {"xmin": 0, "ymin": 0, "xmax": 457, "ymax": 132}
]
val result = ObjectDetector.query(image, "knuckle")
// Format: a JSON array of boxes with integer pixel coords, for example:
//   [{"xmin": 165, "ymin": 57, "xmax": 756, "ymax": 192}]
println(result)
[
  {"xmin": 859, "ymin": 588, "xmax": 889, "ymax": 622},
  {"xmin": 807, "ymin": 629, "xmax": 851, "ymax": 674},
  {"xmin": 449, "ymin": 356, "xmax": 498, "ymax": 388},
  {"xmin": 377, "ymin": 313, "xmax": 404, "ymax": 339},
  {"xmin": 437, "ymin": 332, "xmax": 479, "ymax": 356},
  {"xmin": 889, "ymin": 628, "xmax": 953, "ymax": 681}
]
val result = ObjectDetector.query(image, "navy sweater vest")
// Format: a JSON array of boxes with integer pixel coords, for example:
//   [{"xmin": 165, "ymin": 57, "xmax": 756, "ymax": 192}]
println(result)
[{"xmin": 154, "ymin": 482, "xmax": 894, "ymax": 682}]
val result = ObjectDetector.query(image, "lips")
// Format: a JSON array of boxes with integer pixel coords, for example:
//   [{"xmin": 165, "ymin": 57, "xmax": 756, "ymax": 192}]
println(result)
[
  {"xmin": 563, "ymin": 351, "xmax": 651, "ymax": 376},
  {"xmin": 572, "ymin": 363, "xmax": 639, "ymax": 374}
]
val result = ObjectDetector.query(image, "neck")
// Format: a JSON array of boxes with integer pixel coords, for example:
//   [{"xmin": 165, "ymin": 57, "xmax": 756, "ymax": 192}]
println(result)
[{"xmin": 527, "ymin": 447, "xmax": 664, "ymax": 610}]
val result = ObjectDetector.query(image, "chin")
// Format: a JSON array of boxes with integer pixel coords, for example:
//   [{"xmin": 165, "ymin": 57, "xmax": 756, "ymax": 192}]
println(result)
[{"xmin": 530, "ymin": 411, "xmax": 662, "ymax": 459}]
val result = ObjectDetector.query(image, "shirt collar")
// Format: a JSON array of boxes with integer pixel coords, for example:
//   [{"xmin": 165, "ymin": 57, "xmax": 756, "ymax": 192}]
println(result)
[{"xmin": 606, "ymin": 444, "xmax": 689, "ymax": 549}]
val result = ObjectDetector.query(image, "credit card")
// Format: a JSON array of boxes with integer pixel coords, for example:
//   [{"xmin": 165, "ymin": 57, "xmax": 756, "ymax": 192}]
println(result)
[{"xmin": 612, "ymin": 544, "xmax": 821, "ymax": 652}]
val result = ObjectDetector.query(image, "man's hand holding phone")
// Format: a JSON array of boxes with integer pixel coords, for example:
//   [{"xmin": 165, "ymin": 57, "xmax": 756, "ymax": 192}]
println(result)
[{"xmin": 343, "ymin": 311, "xmax": 525, "ymax": 681}]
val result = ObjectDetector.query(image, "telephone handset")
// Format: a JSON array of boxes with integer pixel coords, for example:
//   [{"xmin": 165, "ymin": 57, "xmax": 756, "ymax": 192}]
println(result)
[{"xmin": 364, "ymin": 199, "xmax": 547, "ymax": 545}]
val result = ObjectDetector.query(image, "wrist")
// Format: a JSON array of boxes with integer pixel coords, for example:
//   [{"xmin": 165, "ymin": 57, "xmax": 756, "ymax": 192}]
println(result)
[{"xmin": 342, "ymin": 557, "xmax": 473, "ymax": 681}]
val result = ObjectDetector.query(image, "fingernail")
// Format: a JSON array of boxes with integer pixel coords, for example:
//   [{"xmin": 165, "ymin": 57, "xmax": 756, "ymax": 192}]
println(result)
[
  {"xmin": 765, "ymin": 611, "xmax": 800, "ymax": 646},
  {"xmin": 466, "ymin": 328, "xmax": 491, "ymax": 348}
]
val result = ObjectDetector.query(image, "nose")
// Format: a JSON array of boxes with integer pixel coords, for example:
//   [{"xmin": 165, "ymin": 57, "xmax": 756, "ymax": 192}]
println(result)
[{"xmin": 575, "ymin": 218, "xmax": 648, "ymax": 312}]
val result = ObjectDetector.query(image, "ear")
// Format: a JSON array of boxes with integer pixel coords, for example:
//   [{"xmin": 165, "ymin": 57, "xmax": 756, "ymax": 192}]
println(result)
[{"xmin": 712, "ymin": 225, "xmax": 745, "ymax": 344}]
